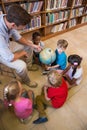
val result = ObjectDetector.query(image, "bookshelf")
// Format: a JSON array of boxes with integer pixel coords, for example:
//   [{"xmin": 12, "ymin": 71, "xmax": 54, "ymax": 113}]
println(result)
[{"xmin": 0, "ymin": 0, "xmax": 87, "ymax": 40}]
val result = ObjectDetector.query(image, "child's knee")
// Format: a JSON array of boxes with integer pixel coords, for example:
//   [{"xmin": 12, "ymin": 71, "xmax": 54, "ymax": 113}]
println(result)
[
  {"xmin": 36, "ymin": 95, "xmax": 41, "ymax": 101},
  {"xmin": 16, "ymin": 60, "xmax": 27, "ymax": 73}
]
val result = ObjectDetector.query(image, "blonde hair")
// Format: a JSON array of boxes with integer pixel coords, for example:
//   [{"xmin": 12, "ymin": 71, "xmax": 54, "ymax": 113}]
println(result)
[
  {"xmin": 57, "ymin": 39, "xmax": 68, "ymax": 49},
  {"xmin": 47, "ymin": 70, "xmax": 62, "ymax": 87},
  {"xmin": 4, "ymin": 80, "xmax": 20, "ymax": 101}
]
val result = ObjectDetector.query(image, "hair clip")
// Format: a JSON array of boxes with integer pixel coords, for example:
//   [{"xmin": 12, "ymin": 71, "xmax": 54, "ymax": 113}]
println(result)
[
  {"xmin": 4, "ymin": 87, "xmax": 8, "ymax": 93},
  {"xmin": 4, "ymin": 86, "xmax": 8, "ymax": 99},
  {"xmin": 74, "ymin": 62, "xmax": 78, "ymax": 66}
]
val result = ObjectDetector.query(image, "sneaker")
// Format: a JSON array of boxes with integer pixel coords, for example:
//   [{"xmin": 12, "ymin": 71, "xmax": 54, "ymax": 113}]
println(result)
[
  {"xmin": 20, "ymin": 115, "xmax": 33, "ymax": 124},
  {"xmin": 33, "ymin": 117, "xmax": 48, "ymax": 124},
  {"xmin": 27, "ymin": 64, "xmax": 39, "ymax": 71},
  {"xmin": 25, "ymin": 81, "xmax": 38, "ymax": 88}
]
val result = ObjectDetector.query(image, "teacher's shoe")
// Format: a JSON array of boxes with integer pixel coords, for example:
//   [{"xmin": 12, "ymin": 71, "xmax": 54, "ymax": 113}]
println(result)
[
  {"xmin": 27, "ymin": 64, "xmax": 39, "ymax": 71},
  {"xmin": 24, "ymin": 81, "xmax": 38, "ymax": 88}
]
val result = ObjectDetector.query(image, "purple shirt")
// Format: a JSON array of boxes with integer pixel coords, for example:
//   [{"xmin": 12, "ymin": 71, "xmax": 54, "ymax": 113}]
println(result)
[{"xmin": 13, "ymin": 97, "xmax": 33, "ymax": 119}]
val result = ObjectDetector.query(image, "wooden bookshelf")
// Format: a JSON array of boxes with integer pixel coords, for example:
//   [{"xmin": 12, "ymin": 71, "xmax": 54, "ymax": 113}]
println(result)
[{"xmin": 0, "ymin": 0, "xmax": 87, "ymax": 40}]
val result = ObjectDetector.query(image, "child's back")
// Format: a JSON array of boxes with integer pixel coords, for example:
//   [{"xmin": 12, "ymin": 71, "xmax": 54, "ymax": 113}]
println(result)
[
  {"xmin": 55, "ymin": 49, "xmax": 67, "ymax": 70},
  {"xmin": 13, "ymin": 97, "xmax": 32, "ymax": 119}
]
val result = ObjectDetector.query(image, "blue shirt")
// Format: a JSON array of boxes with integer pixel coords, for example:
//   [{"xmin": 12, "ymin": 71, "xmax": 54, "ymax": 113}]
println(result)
[
  {"xmin": 55, "ymin": 49, "xmax": 67, "ymax": 70},
  {"xmin": 0, "ymin": 14, "xmax": 22, "ymax": 62}
]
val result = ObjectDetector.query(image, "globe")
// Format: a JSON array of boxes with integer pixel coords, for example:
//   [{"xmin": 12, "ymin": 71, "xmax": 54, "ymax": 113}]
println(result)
[{"xmin": 39, "ymin": 48, "xmax": 56, "ymax": 65}]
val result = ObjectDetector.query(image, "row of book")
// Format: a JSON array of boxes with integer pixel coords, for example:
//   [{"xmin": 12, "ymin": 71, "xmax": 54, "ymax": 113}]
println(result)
[
  {"xmin": 51, "ymin": 22, "xmax": 67, "ymax": 33},
  {"xmin": 20, "ymin": 1, "xmax": 43, "ymax": 13},
  {"xmin": 46, "ymin": 0, "xmax": 68, "ymax": 10},
  {"xmin": 22, "ymin": 15, "xmax": 87, "ymax": 33},
  {"xmin": 69, "ymin": 19, "xmax": 76, "ymax": 27},
  {"xmin": 46, "ymin": 10, "xmax": 70, "ymax": 25},
  {"xmin": 30, "ymin": 15, "xmax": 41, "ymax": 29},
  {"xmin": 19, "ymin": 15, "xmax": 41, "ymax": 33},
  {"xmin": 81, "ymin": 16, "xmax": 87, "ymax": 23},
  {"xmin": 71, "ymin": 7, "xmax": 84, "ymax": 18},
  {"xmin": 73, "ymin": 0, "xmax": 83, "ymax": 7}
]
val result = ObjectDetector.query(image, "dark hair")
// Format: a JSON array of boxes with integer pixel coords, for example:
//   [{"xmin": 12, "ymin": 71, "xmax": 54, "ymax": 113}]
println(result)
[
  {"xmin": 57, "ymin": 39, "xmax": 68, "ymax": 49},
  {"xmin": 68, "ymin": 54, "xmax": 82, "ymax": 76},
  {"xmin": 6, "ymin": 4, "xmax": 31, "ymax": 26},
  {"xmin": 32, "ymin": 32, "xmax": 41, "ymax": 40}
]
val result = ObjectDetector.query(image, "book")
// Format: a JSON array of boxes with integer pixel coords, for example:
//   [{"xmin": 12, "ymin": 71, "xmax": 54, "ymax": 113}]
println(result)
[{"xmin": 37, "ymin": 1, "xmax": 43, "ymax": 12}]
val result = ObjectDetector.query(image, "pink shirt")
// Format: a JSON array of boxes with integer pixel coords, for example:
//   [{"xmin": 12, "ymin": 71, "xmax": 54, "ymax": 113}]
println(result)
[{"xmin": 13, "ymin": 97, "xmax": 33, "ymax": 119}]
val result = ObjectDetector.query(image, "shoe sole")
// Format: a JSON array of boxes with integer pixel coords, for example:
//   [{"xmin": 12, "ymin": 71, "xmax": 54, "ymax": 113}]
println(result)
[
  {"xmin": 33, "ymin": 119, "xmax": 48, "ymax": 124},
  {"xmin": 29, "ymin": 83, "xmax": 38, "ymax": 88}
]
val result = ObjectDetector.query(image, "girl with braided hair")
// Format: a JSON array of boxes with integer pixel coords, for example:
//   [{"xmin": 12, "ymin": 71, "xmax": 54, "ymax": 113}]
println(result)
[{"xmin": 62, "ymin": 54, "xmax": 83, "ymax": 88}]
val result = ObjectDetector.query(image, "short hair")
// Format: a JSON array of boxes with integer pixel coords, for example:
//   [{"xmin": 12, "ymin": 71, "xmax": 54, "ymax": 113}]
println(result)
[
  {"xmin": 32, "ymin": 32, "xmax": 41, "ymax": 40},
  {"xmin": 47, "ymin": 70, "xmax": 62, "ymax": 87},
  {"xmin": 57, "ymin": 39, "xmax": 68, "ymax": 49},
  {"xmin": 4, "ymin": 80, "xmax": 20, "ymax": 101},
  {"xmin": 6, "ymin": 4, "xmax": 31, "ymax": 26}
]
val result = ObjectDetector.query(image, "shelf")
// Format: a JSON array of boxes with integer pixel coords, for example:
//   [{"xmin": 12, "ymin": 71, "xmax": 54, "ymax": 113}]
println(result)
[
  {"xmin": 42, "ymin": 22, "xmax": 87, "ymax": 41},
  {"xmin": 45, "ymin": 19, "xmax": 68, "ymax": 27},
  {"xmin": 0, "ymin": 0, "xmax": 87, "ymax": 40},
  {"xmin": 70, "ymin": 14, "xmax": 87, "ymax": 20},
  {"xmin": 72, "ymin": 4, "xmax": 85, "ymax": 9},
  {"xmin": 45, "ymin": 7, "xmax": 71, "ymax": 13},
  {"xmin": 29, "ymin": 11, "xmax": 45, "ymax": 16},
  {"xmin": 20, "ymin": 25, "xmax": 45, "ymax": 35},
  {"xmin": 2, "ymin": 0, "xmax": 27, "ymax": 4}
]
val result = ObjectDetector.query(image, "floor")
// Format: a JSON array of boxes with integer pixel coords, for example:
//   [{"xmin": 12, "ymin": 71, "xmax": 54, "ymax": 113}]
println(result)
[{"xmin": 0, "ymin": 25, "xmax": 87, "ymax": 130}]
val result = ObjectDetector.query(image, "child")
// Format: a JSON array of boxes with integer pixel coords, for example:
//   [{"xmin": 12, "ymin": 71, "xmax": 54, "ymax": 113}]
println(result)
[
  {"xmin": 62, "ymin": 54, "xmax": 83, "ymax": 88},
  {"xmin": 32, "ymin": 32, "xmax": 44, "ymax": 64},
  {"xmin": 3, "ymin": 80, "xmax": 34, "ymax": 123},
  {"xmin": 43, "ymin": 39, "xmax": 68, "ymax": 74},
  {"xmin": 33, "ymin": 70, "xmax": 68, "ymax": 124}
]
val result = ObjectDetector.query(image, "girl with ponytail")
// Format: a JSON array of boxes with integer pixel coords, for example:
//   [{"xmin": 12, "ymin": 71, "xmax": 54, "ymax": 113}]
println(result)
[{"xmin": 62, "ymin": 54, "xmax": 83, "ymax": 88}]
